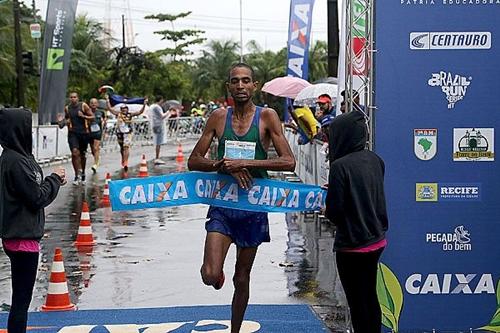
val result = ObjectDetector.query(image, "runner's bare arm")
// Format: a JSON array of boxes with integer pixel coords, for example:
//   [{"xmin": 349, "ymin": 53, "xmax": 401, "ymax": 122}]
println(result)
[
  {"xmin": 188, "ymin": 110, "xmax": 225, "ymax": 172},
  {"xmin": 223, "ymin": 108, "xmax": 296, "ymax": 173},
  {"xmin": 79, "ymin": 103, "xmax": 95, "ymax": 120},
  {"xmin": 57, "ymin": 107, "xmax": 68, "ymax": 128},
  {"xmin": 106, "ymin": 97, "xmax": 120, "ymax": 116},
  {"xmin": 130, "ymin": 98, "xmax": 148, "ymax": 116}
]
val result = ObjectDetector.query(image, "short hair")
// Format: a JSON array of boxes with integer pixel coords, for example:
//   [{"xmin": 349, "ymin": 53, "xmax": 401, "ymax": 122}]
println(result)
[
  {"xmin": 69, "ymin": 92, "xmax": 79, "ymax": 97},
  {"xmin": 155, "ymin": 95, "xmax": 163, "ymax": 103},
  {"xmin": 228, "ymin": 62, "xmax": 256, "ymax": 82}
]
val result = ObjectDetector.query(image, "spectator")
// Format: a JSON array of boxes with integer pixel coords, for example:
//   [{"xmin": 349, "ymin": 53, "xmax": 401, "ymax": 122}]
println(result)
[{"xmin": 0, "ymin": 108, "xmax": 66, "ymax": 332}]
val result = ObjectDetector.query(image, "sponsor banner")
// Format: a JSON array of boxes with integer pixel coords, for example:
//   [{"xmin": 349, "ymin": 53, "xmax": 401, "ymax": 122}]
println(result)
[
  {"xmin": 400, "ymin": 0, "xmax": 500, "ymax": 6},
  {"xmin": 414, "ymin": 128, "xmax": 437, "ymax": 160},
  {"xmin": 410, "ymin": 32, "xmax": 491, "ymax": 50},
  {"xmin": 38, "ymin": 0, "xmax": 78, "ymax": 124},
  {"xmin": 376, "ymin": 0, "xmax": 500, "ymax": 330},
  {"xmin": 453, "ymin": 128, "xmax": 495, "ymax": 161},
  {"xmin": 428, "ymin": 71, "xmax": 472, "ymax": 109},
  {"xmin": 109, "ymin": 172, "xmax": 326, "ymax": 213},
  {"xmin": 286, "ymin": 0, "xmax": 315, "ymax": 79}
]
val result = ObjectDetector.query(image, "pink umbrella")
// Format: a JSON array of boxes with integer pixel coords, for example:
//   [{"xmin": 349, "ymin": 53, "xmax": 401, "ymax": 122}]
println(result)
[{"xmin": 261, "ymin": 76, "xmax": 311, "ymax": 99}]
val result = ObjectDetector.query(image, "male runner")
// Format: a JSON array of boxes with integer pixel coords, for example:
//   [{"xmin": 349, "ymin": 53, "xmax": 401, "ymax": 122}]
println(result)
[
  {"xmin": 188, "ymin": 63, "xmax": 295, "ymax": 333},
  {"xmin": 88, "ymin": 98, "xmax": 106, "ymax": 173},
  {"xmin": 107, "ymin": 97, "xmax": 148, "ymax": 171},
  {"xmin": 57, "ymin": 92, "xmax": 94, "ymax": 185}
]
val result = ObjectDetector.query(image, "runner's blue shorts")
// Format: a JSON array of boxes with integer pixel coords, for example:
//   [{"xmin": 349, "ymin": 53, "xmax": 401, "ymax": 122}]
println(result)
[{"xmin": 205, "ymin": 206, "xmax": 270, "ymax": 248}]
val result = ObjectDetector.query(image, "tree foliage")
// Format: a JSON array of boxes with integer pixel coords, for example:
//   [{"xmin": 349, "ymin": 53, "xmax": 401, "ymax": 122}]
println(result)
[{"xmin": 0, "ymin": 8, "xmax": 329, "ymax": 114}]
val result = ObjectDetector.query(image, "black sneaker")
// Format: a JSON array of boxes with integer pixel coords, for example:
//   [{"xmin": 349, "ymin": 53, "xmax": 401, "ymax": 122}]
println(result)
[{"xmin": 81, "ymin": 174, "xmax": 86, "ymax": 185}]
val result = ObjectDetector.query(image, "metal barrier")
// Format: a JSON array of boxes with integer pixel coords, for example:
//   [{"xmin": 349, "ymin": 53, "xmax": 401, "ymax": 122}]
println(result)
[{"xmin": 0, "ymin": 116, "xmax": 207, "ymax": 162}]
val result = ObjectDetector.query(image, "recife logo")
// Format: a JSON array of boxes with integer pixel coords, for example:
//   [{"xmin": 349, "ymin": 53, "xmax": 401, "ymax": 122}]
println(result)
[
  {"xmin": 428, "ymin": 71, "xmax": 471, "ymax": 109},
  {"xmin": 416, "ymin": 183, "xmax": 481, "ymax": 202},
  {"xmin": 410, "ymin": 32, "xmax": 491, "ymax": 50}
]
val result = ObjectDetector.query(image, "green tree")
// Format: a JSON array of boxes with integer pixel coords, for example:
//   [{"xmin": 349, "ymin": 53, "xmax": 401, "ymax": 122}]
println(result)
[
  {"xmin": 308, "ymin": 40, "xmax": 328, "ymax": 83},
  {"xmin": 145, "ymin": 11, "xmax": 205, "ymax": 61},
  {"xmin": 192, "ymin": 40, "xmax": 239, "ymax": 102},
  {"xmin": 67, "ymin": 15, "xmax": 111, "ymax": 101},
  {"xmin": 0, "ymin": 0, "xmax": 39, "ymax": 109}
]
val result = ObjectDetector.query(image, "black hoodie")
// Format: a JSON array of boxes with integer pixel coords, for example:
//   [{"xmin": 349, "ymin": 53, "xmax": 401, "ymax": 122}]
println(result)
[
  {"xmin": 0, "ymin": 108, "xmax": 62, "ymax": 240},
  {"xmin": 325, "ymin": 110, "xmax": 388, "ymax": 250}
]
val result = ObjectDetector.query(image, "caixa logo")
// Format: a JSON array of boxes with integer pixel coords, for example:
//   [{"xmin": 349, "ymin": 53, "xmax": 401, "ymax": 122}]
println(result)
[{"xmin": 405, "ymin": 273, "xmax": 495, "ymax": 294}]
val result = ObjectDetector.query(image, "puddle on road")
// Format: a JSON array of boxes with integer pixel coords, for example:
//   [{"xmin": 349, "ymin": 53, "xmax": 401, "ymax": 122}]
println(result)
[{"xmin": 0, "ymin": 161, "xmax": 349, "ymax": 332}]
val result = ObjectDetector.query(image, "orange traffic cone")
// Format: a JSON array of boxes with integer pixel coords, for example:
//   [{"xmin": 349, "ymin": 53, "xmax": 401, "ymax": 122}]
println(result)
[
  {"xmin": 74, "ymin": 201, "xmax": 96, "ymax": 246},
  {"xmin": 138, "ymin": 154, "xmax": 149, "ymax": 177},
  {"xmin": 76, "ymin": 245, "xmax": 93, "ymax": 288},
  {"xmin": 41, "ymin": 248, "xmax": 76, "ymax": 312},
  {"xmin": 176, "ymin": 143, "xmax": 184, "ymax": 163},
  {"xmin": 101, "ymin": 173, "xmax": 111, "ymax": 207}
]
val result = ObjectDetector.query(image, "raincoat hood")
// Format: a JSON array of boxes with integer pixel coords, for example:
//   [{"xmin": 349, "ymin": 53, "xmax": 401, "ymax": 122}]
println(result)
[
  {"xmin": 0, "ymin": 108, "xmax": 33, "ymax": 157},
  {"xmin": 328, "ymin": 110, "xmax": 367, "ymax": 160}
]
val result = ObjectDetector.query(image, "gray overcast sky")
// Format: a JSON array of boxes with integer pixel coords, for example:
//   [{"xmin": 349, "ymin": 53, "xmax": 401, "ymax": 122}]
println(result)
[{"xmin": 27, "ymin": 0, "xmax": 328, "ymax": 56}]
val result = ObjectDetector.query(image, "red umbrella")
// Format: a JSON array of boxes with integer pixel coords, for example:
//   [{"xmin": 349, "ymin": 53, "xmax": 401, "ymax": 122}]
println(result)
[{"xmin": 261, "ymin": 76, "xmax": 311, "ymax": 99}]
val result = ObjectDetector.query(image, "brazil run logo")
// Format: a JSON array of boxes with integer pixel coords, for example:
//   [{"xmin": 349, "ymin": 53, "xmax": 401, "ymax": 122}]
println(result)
[
  {"xmin": 47, "ymin": 48, "xmax": 64, "ymax": 70},
  {"xmin": 428, "ymin": 71, "xmax": 471, "ymax": 109}
]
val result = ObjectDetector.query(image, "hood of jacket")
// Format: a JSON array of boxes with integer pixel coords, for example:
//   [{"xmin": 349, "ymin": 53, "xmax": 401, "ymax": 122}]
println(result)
[
  {"xmin": 0, "ymin": 108, "xmax": 33, "ymax": 157},
  {"xmin": 328, "ymin": 110, "xmax": 367, "ymax": 161}
]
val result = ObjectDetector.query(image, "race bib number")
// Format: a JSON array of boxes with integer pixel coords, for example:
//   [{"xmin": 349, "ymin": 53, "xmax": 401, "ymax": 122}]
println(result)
[
  {"xmin": 90, "ymin": 123, "xmax": 100, "ymax": 133},
  {"xmin": 224, "ymin": 140, "xmax": 256, "ymax": 159},
  {"xmin": 123, "ymin": 133, "xmax": 132, "ymax": 145},
  {"xmin": 118, "ymin": 122, "xmax": 130, "ymax": 134}
]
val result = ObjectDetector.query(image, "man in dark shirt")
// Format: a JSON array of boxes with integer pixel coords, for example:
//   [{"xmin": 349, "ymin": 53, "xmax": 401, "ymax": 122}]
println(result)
[
  {"xmin": 57, "ymin": 92, "xmax": 94, "ymax": 185},
  {"xmin": 325, "ymin": 109, "xmax": 388, "ymax": 332}
]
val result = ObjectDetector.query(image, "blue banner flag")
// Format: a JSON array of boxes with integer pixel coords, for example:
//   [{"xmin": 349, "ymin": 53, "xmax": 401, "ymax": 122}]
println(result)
[
  {"xmin": 109, "ymin": 172, "xmax": 326, "ymax": 213},
  {"xmin": 286, "ymin": 0, "xmax": 315, "ymax": 80}
]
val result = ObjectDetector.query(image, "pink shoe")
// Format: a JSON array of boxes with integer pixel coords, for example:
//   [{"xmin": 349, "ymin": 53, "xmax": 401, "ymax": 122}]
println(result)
[{"xmin": 213, "ymin": 271, "xmax": 225, "ymax": 290}]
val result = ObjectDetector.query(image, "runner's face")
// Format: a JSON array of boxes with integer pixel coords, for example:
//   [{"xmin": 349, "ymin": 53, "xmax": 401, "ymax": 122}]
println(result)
[
  {"xmin": 69, "ymin": 94, "xmax": 78, "ymax": 104},
  {"xmin": 227, "ymin": 67, "xmax": 257, "ymax": 104},
  {"xmin": 90, "ymin": 100, "xmax": 98, "ymax": 109}
]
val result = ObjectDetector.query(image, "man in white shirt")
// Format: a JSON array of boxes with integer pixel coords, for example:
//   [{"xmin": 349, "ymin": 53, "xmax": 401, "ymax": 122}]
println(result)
[{"xmin": 149, "ymin": 96, "xmax": 167, "ymax": 165}]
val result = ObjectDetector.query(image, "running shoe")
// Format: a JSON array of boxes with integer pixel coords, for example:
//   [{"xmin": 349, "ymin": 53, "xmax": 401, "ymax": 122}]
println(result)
[
  {"xmin": 154, "ymin": 159, "xmax": 166, "ymax": 165},
  {"xmin": 213, "ymin": 271, "xmax": 225, "ymax": 290},
  {"xmin": 81, "ymin": 174, "xmax": 86, "ymax": 185},
  {"xmin": 72, "ymin": 175, "xmax": 81, "ymax": 186},
  {"xmin": 91, "ymin": 164, "xmax": 98, "ymax": 174}
]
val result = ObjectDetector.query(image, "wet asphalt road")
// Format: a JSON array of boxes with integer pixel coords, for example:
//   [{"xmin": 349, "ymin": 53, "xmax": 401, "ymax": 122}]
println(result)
[{"xmin": 0, "ymin": 138, "xmax": 349, "ymax": 332}]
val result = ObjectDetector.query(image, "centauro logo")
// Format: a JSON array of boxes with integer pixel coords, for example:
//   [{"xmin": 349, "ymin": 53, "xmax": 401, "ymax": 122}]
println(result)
[
  {"xmin": 410, "ymin": 32, "xmax": 491, "ymax": 50},
  {"xmin": 46, "ymin": 48, "xmax": 64, "ymax": 70},
  {"xmin": 405, "ymin": 273, "xmax": 495, "ymax": 295}
]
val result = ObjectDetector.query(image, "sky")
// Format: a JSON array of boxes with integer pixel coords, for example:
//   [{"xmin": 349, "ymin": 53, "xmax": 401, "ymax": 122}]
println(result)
[{"xmin": 27, "ymin": 0, "xmax": 328, "ymax": 57}]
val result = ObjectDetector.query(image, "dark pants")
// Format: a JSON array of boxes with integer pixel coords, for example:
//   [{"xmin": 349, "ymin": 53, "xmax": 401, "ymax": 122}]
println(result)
[
  {"xmin": 336, "ymin": 247, "xmax": 384, "ymax": 333},
  {"xmin": 4, "ymin": 249, "xmax": 39, "ymax": 333}
]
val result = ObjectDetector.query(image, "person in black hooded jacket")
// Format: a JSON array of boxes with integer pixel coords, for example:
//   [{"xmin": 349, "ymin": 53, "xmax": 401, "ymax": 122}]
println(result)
[
  {"xmin": 0, "ymin": 108, "xmax": 66, "ymax": 333},
  {"xmin": 325, "ymin": 109, "xmax": 388, "ymax": 332}
]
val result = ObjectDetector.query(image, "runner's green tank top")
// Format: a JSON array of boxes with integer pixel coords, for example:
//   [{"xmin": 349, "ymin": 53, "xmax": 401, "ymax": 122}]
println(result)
[{"xmin": 217, "ymin": 106, "xmax": 268, "ymax": 178}]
